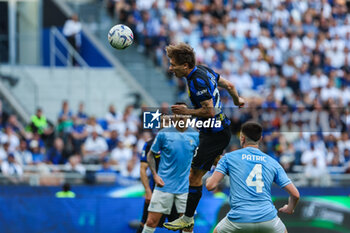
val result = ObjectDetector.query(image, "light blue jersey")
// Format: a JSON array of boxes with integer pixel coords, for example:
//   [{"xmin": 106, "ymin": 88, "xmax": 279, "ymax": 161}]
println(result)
[
  {"xmin": 216, "ymin": 147, "xmax": 291, "ymax": 223},
  {"xmin": 151, "ymin": 127, "xmax": 199, "ymax": 194}
]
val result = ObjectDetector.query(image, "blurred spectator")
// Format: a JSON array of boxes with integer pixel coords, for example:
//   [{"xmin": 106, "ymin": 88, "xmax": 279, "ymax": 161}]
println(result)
[
  {"xmin": 62, "ymin": 14, "xmax": 82, "ymax": 65},
  {"xmin": 64, "ymin": 155, "xmax": 86, "ymax": 175},
  {"xmin": 119, "ymin": 146, "xmax": 140, "ymax": 179},
  {"xmin": 105, "ymin": 104, "xmax": 120, "ymax": 130},
  {"xmin": 0, "ymin": 124, "xmax": 19, "ymax": 153},
  {"xmin": 76, "ymin": 102, "xmax": 88, "ymax": 124},
  {"xmin": 136, "ymin": 10, "xmax": 161, "ymax": 54},
  {"xmin": 301, "ymin": 143, "xmax": 330, "ymax": 186},
  {"xmin": 13, "ymin": 139, "xmax": 32, "ymax": 165},
  {"xmin": 344, "ymin": 148, "xmax": 350, "ymax": 164},
  {"xmin": 81, "ymin": 130, "xmax": 108, "ymax": 164},
  {"xmin": 110, "ymin": 141, "xmax": 132, "ymax": 167},
  {"xmin": 327, "ymin": 146, "xmax": 344, "ymax": 169},
  {"xmin": 70, "ymin": 115, "xmax": 89, "ymax": 154},
  {"xmin": 122, "ymin": 128, "xmax": 137, "ymax": 147},
  {"xmin": 6, "ymin": 114, "xmax": 25, "ymax": 138},
  {"xmin": 1, "ymin": 153, "xmax": 23, "ymax": 177},
  {"xmin": 106, "ymin": 129, "xmax": 119, "ymax": 152},
  {"xmin": 30, "ymin": 140, "xmax": 45, "ymax": 165},
  {"xmin": 85, "ymin": 116, "xmax": 104, "ymax": 135},
  {"xmin": 338, "ymin": 132, "xmax": 350, "ymax": 156},
  {"xmin": 29, "ymin": 132, "xmax": 46, "ymax": 155},
  {"xmin": 46, "ymin": 138, "xmax": 67, "ymax": 165},
  {"xmin": 28, "ymin": 108, "xmax": 49, "ymax": 135},
  {"xmin": 57, "ymin": 100, "xmax": 73, "ymax": 135},
  {"xmin": 0, "ymin": 142, "xmax": 11, "ymax": 163}
]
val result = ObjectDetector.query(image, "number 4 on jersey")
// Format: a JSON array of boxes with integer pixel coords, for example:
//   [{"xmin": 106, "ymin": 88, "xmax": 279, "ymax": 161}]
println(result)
[{"xmin": 246, "ymin": 164, "xmax": 264, "ymax": 193}]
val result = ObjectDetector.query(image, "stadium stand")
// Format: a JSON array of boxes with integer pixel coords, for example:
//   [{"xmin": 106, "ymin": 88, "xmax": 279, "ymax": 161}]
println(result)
[
  {"xmin": 1, "ymin": 0, "xmax": 350, "ymax": 232},
  {"xmin": 0, "ymin": 0, "xmax": 349, "ymax": 188}
]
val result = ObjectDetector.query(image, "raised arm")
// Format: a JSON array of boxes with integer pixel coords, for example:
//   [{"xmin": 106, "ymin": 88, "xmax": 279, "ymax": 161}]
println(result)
[
  {"xmin": 279, "ymin": 183, "xmax": 300, "ymax": 214},
  {"xmin": 206, "ymin": 171, "xmax": 225, "ymax": 191},
  {"xmin": 172, "ymin": 99, "xmax": 216, "ymax": 118},
  {"xmin": 218, "ymin": 77, "xmax": 244, "ymax": 107}
]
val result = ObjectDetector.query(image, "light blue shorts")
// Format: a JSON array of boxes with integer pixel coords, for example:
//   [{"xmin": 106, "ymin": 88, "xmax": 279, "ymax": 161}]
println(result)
[{"xmin": 216, "ymin": 216, "xmax": 286, "ymax": 233}]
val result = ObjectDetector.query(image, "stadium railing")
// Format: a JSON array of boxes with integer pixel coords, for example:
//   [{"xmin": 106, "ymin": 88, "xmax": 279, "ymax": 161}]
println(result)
[
  {"xmin": 50, "ymin": 26, "xmax": 88, "ymax": 68},
  {"xmin": 2, "ymin": 164, "xmax": 350, "ymax": 187},
  {"xmin": 0, "ymin": 164, "xmax": 120, "ymax": 185}
]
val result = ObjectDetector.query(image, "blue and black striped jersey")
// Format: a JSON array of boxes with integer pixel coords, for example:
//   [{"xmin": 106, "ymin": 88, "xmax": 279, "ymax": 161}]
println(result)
[{"xmin": 186, "ymin": 65, "xmax": 231, "ymax": 132}]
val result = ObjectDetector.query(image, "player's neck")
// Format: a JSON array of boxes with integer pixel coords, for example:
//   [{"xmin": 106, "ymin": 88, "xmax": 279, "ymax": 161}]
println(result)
[
  {"xmin": 243, "ymin": 144, "xmax": 259, "ymax": 149},
  {"xmin": 176, "ymin": 126, "xmax": 187, "ymax": 132},
  {"xmin": 185, "ymin": 67, "xmax": 195, "ymax": 77}
]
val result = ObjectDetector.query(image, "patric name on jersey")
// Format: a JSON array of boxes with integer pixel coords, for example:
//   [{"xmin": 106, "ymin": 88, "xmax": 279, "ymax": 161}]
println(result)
[{"xmin": 242, "ymin": 154, "xmax": 267, "ymax": 162}]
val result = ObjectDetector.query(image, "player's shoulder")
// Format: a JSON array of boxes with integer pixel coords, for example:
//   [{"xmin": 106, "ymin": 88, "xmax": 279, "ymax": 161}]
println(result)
[
  {"xmin": 223, "ymin": 148, "xmax": 246, "ymax": 160},
  {"xmin": 257, "ymin": 150, "xmax": 282, "ymax": 169},
  {"xmin": 192, "ymin": 66, "xmax": 210, "ymax": 81},
  {"xmin": 158, "ymin": 128, "xmax": 172, "ymax": 133},
  {"xmin": 158, "ymin": 127, "xmax": 178, "ymax": 136}
]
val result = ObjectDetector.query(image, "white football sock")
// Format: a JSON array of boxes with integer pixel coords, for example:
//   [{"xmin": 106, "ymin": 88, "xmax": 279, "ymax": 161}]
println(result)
[
  {"xmin": 183, "ymin": 215, "xmax": 194, "ymax": 223},
  {"xmin": 141, "ymin": 225, "xmax": 155, "ymax": 233}
]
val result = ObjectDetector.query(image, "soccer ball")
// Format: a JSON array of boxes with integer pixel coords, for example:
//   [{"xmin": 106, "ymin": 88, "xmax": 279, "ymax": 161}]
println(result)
[{"xmin": 108, "ymin": 24, "xmax": 134, "ymax": 50}]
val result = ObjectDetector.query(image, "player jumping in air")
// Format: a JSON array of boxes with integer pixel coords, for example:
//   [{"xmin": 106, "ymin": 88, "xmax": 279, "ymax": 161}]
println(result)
[
  {"xmin": 164, "ymin": 43, "xmax": 245, "ymax": 231},
  {"xmin": 207, "ymin": 122, "xmax": 300, "ymax": 233}
]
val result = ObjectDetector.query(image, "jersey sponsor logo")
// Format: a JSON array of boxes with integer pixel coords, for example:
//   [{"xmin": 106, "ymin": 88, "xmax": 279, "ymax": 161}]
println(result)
[{"xmin": 196, "ymin": 89, "xmax": 208, "ymax": 96}]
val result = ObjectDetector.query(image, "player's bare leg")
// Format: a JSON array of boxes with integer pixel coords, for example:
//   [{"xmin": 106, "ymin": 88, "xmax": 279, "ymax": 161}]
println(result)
[{"xmin": 142, "ymin": 212, "xmax": 162, "ymax": 233}]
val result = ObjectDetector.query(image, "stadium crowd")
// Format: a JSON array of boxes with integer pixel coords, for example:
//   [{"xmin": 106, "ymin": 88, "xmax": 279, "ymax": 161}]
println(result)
[
  {"xmin": 0, "ymin": 0, "xmax": 350, "ymax": 187},
  {"xmin": 109, "ymin": 0, "xmax": 350, "ymax": 180}
]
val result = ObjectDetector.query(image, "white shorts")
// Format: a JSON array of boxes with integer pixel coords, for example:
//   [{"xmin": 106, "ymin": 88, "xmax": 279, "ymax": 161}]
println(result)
[
  {"xmin": 148, "ymin": 189, "xmax": 188, "ymax": 215},
  {"xmin": 216, "ymin": 216, "xmax": 286, "ymax": 233}
]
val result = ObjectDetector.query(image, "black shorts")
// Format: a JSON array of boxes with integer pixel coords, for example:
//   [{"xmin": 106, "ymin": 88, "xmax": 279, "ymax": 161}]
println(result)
[{"xmin": 191, "ymin": 127, "xmax": 231, "ymax": 171}]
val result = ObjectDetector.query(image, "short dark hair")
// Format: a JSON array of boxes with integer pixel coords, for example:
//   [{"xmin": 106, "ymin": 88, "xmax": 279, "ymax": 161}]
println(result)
[
  {"xmin": 241, "ymin": 122, "xmax": 262, "ymax": 142},
  {"xmin": 166, "ymin": 43, "xmax": 196, "ymax": 68}
]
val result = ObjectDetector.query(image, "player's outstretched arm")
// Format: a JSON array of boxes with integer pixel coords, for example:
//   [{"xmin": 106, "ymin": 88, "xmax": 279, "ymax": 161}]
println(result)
[
  {"xmin": 206, "ymin": 171, "xmax": 225, "ymax": 191},
  {"xmin": 279, "ymin": 183, "xmax": 300, "ymax": 214},
  {"xmin": 140, "ymin": 162, "xmax": 152, "ymax": 203},
  {"xmin": 171, "ymin": 99, "xmax": 216, "ymax": 118},
  {"xmin": 218, "ymin": 77, "xmax": 245, "ymax": 107},
  {"xmin": 147, "ymin": 150, "xmax": 164, "ymax": 187}
]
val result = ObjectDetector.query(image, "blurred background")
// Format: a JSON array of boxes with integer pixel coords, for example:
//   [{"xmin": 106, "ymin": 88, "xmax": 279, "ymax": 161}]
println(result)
[{"xmin": 0, "ymin": 0, "xmax": 350, "ymax": 232}]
